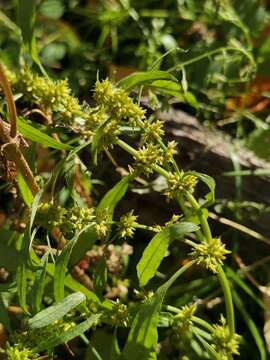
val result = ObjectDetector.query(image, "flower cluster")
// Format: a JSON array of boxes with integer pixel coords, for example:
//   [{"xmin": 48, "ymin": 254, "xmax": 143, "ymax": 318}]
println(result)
[
  {"xmin": 141, "ymin": 120, "xmax": 164, "ymax": 143},
  {"xmin": 211, "ymin": 316, "xmax": 241, "ymax": 359},
  {"xmin": 3, "ymin": 342, "xmax": 39, "ymax": 360},
  {"xmin": 117, "ymin": 210, "xmax": 138, "ymax": 238},
  {"xmin": 93, "ymin": 79, "xmax": 145, "ymax": 127},
  {"xmin": 165, "ymin": 171, "xmax": 198, "ymax": 199},
  {"xmin": 172, "ymin": 304, "xmax": 196, "ymax": 337},
  {"xmin": 187, "ymin": 237, "xmax": 230, "ymax": 273},
  {"xmin": 13, "ymin": 67, "xmax": 83, "ymax": 125},
  {"xmin": 36, "ymin": 203, "xmax": 111, "ymax": 239},
  {"xmin": 109, "ymin": 300, "xmax": 130, "ymax": 327},
  {"xmin": 133, "ymin": 143, "xmax": 164, "ymax": 175}
]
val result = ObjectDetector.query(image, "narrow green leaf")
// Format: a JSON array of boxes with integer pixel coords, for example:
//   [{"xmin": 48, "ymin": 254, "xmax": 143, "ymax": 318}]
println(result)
[
  {"xmin": 226, "ymin": 267, "xmax": 266, "ymax": 311},
  {"xmin": 233, "ymin": 290, "xmax": 267, "ymax": 360},
  {"xmin": 97, "ymin": 175, "xmax": 130, "ymax": 220},
  {"xmin": 36, "ymin": 314, "xmax": 101, "ymax": 352},
  {"xmin": 17, "ymin": 0, "xmax": 36, "ymax": 46},
  {"xmin": 54, "ymin": 236, "xmax": 78, "ymax": 302},
  {"xmin": 123, "ymin": 260, "xmax": 195, "ymax": 359},
  {"xmin": 31, "ymin": 252, "xmax": 49, "ymax": 314},
  {"xmin": 193, "ymin": 171, "xmax": 216, "ymax": 205},
  {"xmin": 193, "ymin": 329, "xmax": 222, "ymax": 360},
  {"xmin": 117, "ymin": 71, "xmax": 177, "ymax": 90},
  {"xmin": 0, "ymin": 9, "xmax": 20, "ymax": 36},
  {"xmin": 91, "ymin": 117, "xmax": 111, "ymax": 165},
  {"xmin": 148, "ymin": 80, "xmax": 184, "ymax": 100},
  {"xmin": 137, "ymin": 222, "xmax": 198, "ymax": 287},
  {"xmin": 18, "ymin": 117, "xmax": 72, "ymax": 150},
  {"xmin": 27, "ymin": 292, "xmax": 86, "ymax": 329},
  {"xmin": 17, "ymin": 172, "xmax": 34, "ymax": 207},
  {"xmin": 16, "ymin": 261, "xmax": 30, "ymax": 315},
  {"xmin": 30, "ymin": 250, "xmax": 100, "ymax": 305},
  {"xmin": 94, "ymin": 256, "xmax": 107, "ymax": 297},
  {"xmin": 69, "ymin": 228, "xmax": 97, "ymax": 268}
]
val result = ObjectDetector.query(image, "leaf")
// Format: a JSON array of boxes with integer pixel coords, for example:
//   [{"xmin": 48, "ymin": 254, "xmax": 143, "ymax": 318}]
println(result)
[
  {"xmin": 30, "ymin": 250, "xmax": 101, "ymax": 305},
  {"xmin": 226, "ymin": 267, "xmax": 266, "ymax": 310},
  {"xmin": 69, "ymin": 228, "xmax": 97, "ymax": 268},
  {"xmin": 17, "ymin": 0, "xmax": 36, "ymax": 46},
  {"xmin": 31, "ymin": 252, "xmax": 49, "ymax": 314},
  {"xmin": 27, "ymin": 292, "xmax": 86, "ymax": 329},
  {"xmin": 91, "ymin": 117, "xmax": 111, "ymax": 165},
  {"xmin": 148, "ymin": 80, "xmax": 184, "ymax": 100},
  {"xmin": 0, "ymin": 9, "xmax": 20, "ymax": 36},
  {"xmin": 137, "ymin": 222, "xmax": 198, "ymax": 287},
  {"xmin": 17, "ymin": 0, "xmax": 47, "ymax": 76},
  {"xmin": 122, "ymin": 261, "xmax": 195, "ymax": 359},
  {"xmin": 233, "ymin": 290, "xmax": 267, "ymax": 360},
  {"xmin": 117, "ymin": 71, "xmax": 177, "ymax": 90},
  {"xmin": 94, "ymin": 256, "xmax": 107, "ymax": 297},
  {"xmin": 18, "ymin": 117, "xmax": 72, "ymax": 150},
  {"xmin": 193, "ymin": 172, "xmax": 216, "ymax": 205},
  {"xmin": 36, "ymin": 314, "xmax": 101, "ymax": 352},
  {"xmin": 17, "ymin": 172, "xmax": 34, "ymax": 207},
  {"xmin": 97, "ymin": 175, "xmax": 130, "ymax": 221},
  {"xmin": 16, "ymin": 261, "xmax": 30, "ymax": 315},
  {"xmin": 262, "ymin": 286, "xmax": 270, "ymax": 354},
  {"xmin": 193, "ymin": 329, "xmax": 222, "ymax": 360},
  {"xmin": 54, "ymin": 235, "xmax": 79, "ymax": 302}
]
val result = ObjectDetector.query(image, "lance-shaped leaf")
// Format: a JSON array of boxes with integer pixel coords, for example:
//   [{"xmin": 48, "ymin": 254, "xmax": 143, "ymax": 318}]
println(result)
[
  {"xmin": 123, "ymin": 261, "xmax": 195, "ymax": 359},
  {"xmin": 117, "ymin": 71, "xmax": 177, "ymax": 90},
  {"xmin": 97, "ymin": 175, "xmax": 130, "ymax": 221},
  {"xmin": 36, "ymin": 313, "xmax": 101, "ymax": 352},
  {"xmin": 193, "ymin": 171, "xmax": 216, "ymax": 205},
  {"xmin": 27, "ymin": 292, "xmax": 86, "ymax": 329},
  {"xmin": 137, "ymin": 222, "xmax": 199, "ymax": 287}
]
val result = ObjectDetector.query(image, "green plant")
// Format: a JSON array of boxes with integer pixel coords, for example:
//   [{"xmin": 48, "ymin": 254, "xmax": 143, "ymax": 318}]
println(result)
[{"xmin": 0, "ymin": 59, "xmax": 242, "ymax": 359}]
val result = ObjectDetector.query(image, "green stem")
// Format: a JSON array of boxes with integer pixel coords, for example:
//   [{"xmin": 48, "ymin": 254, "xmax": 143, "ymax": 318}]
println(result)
[
  {"xmin": 217, "ymin": 265, "xmax": 235, "ymax": 335},
  {"xmin": 116, "ymin": 138, "xmax": 235, "ymax": 335},
  {"xmin": 185, "ymin": 192, "xmax": 212, "ymax": 243},
  {"xmin": 164, "ymin": 305, "xmax": 215, "ymax": 333}
]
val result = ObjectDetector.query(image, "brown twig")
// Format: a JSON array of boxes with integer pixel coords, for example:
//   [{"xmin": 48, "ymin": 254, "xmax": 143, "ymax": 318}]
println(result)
[{"xmin": 0, "ymin": 62, "xmax": 17, "ymax": 138}]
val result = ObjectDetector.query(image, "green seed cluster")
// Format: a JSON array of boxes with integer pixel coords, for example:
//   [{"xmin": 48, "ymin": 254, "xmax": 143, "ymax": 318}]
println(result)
[
  {"xmin": 109, "ymin": 300, "xmax": 130, "ymax": 327},
  {"xmin": 13, "ymin": 67, "xmax": 83, "ymax": 125},
  {"xmin": 172, "ymin": 304, "xmax": 197, "ymax": 337},
  {"xmin": 36, "ymin": 203, "xmax": 111, "ymax": 239},
  {"xmin": 4, "ymin": 342, "xmax": 39, "ymax": 360},
  {"xmin": 187, "ymin": 237, "xmax": 230, "ymax": 273},
  {"xmin": 211, "ymin": 316, "xmax": 241, "ymax": 359},
  {"xmin": 133, "ymin": 143, "xmax": 164, "ymax": 175},
  {"xmin": 165, "ymin": 171, "xmax": 198, "ymax": 199},
  {"xmin": 117, "ymin": 210, "xmax": 138, "ymax": 238},
  {"xmin": 93, "ymin": 79, "xmax": 145, "ymax": 127}
]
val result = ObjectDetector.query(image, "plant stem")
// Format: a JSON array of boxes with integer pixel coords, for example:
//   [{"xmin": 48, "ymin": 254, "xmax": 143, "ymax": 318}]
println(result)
[
  {"xmin": 164, "ymin": 304, "xmax": 215, "ymax": 333},
  {"xmin": 0, "ymin": 62, "xmax": 17, "ymax": 138},
  {"xmin": 116, "ymin": 137, "xmax": 235, "ymax": 336},
  {"xmin": 217, "ymin": 265, "xmax": 235, "ymax": 335}
]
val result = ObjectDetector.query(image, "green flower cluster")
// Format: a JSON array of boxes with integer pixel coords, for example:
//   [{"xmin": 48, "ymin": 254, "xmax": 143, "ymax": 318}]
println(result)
[
  {"xmin": 117, "ymin": 210, "xmax": 138, "ymax": 238},
  {"xmin": 3, "ymin": 342, "xmax": 39, "ymax": 360},
  {"xmin": 36, "ymin": 203, "xmax": 110, "ymax": 239},
  {"xmin": 93, "ymin": 79, "xmax": 145, "ymax": 127},
  {"xmin": 13, "ymin": 67, "xmax": 83, "ymax": 125},
  {"xmin": 133, "ymin": 143, "xmax": 164, "ymax": 175},
  {"xmin": 187, "ymin": 237, "xmax": 230, "ymax": 273},
  {"xmin": 172, "ymin": 304, "xmax": 197, "ymax": 337},
  {"xmin": 109, "ymin": 300, "xmax": 130, "ymax": 327},
  {"xmin": 141, "ymin": 119, "xmax": 164, "ymax": 143},
  {"xmin": 211, "ymin": 316, "xmax": 241, "ymax": 359},
  {"xmin": 165, "ymin": 171, "xmax": 198, "ymax": 199}
]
